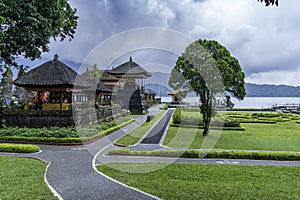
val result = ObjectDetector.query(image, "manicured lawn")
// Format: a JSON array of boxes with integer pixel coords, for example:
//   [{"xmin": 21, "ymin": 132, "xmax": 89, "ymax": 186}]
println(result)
[
  {"xmin": 215, "ymin": 122, "xmax": 300, "ymax": 151},
  {"xmin": 0, "ymin": 156, "xmax": 56, "ymax": 199},
  {"xmin": 164, "ymin": 121, "xmax": 300, "ymax": 151},
  {"xmin": 97, "ymin": 162, "xmax": 300, "ymax": 200},
  {"xmin": 115, "ymin": 110, "xmax": 166, "ymax": 146}
]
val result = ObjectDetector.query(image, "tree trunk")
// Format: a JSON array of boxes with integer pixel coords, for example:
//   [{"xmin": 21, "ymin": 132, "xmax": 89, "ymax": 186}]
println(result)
[
  {"xmin": 202, "ymin": 108, "xmax": 211, "ymax": 136},
  {"xmin": 201, "ymin": 90, "xmax": 212, "ymax": 136}
]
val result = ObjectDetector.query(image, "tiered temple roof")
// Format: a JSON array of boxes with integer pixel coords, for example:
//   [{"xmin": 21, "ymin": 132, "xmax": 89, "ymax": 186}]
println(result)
[{"xmin": 108, "ymin": 56, "xmax": 151, "ymax": 78}]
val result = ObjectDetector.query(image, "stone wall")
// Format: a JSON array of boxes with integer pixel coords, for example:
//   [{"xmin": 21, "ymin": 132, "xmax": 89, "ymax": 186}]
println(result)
[
  {"xmin": 1, "ymin": 105, "xmax": 122, "ymax": 128},
  {"xmin": 2, "ymin": 110, "xmax": 74, "ymax": 127}
]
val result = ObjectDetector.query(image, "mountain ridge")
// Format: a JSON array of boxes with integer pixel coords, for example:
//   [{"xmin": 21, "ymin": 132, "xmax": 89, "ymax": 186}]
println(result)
[{"xmin": 145, "ymin": 72, "xmax": 300, "ymax": 97}]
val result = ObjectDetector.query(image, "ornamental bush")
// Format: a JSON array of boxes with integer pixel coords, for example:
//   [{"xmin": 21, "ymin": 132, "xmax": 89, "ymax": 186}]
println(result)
[
  {"xmin": 0, "ymin": 144, "xmax": 40, "ymax": 153},
  {"xmin": 172, "ymin": 107, "xmax": 182, "ymax": 124}
]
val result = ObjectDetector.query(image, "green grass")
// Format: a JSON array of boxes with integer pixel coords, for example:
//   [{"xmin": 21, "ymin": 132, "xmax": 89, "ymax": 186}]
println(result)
[
  {"xmin": 164, "ymin": 121, "xmax": 300, "ymax": 151},
  {"xmin": 0, "ymin": 143, "xmax": 40, "ymax": 153},
  {"xmin": 0, "ymin": 156, "xmax": 57, "ymax": 199},
  {"xmin": 177, "ymin": 110, "xmax": 300, "ymax": 124},
  {"xmin": 97, "ymin": 163, "xmax": 300, "ymax": 200},
  {"xmin": 114, "ymin": 111, "xmax": 166, "ymax": 146}
]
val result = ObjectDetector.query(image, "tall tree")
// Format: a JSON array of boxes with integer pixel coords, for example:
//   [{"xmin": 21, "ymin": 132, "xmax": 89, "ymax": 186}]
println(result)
[
  {"xmin": 170, "ymin": 40, "xmax": 246, "ymax": 136},
  {"xmin": 258, "ymin": 0, "xmax": 279, "ymax": 6},
  {"xmin": 0, "ymin": 0, "xmax": 78, "ymax": 70}
]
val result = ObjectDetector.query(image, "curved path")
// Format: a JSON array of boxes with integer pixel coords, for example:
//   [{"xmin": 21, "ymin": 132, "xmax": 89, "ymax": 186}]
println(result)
[
  {"xmin": 0, "ymin": 105, "xmax": 163, "ymax": 200},
  {"xmin": 1, "ymin": 105, "xmax": 300, "ymax": 199}
]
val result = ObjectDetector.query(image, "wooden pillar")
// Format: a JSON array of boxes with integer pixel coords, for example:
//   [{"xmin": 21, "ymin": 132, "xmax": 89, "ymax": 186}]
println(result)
[
  {"xmin": 60, "ymin": 93, "xmax": 63, "ymax": 110},
  {"xmin": 37, "ymin": 91, "xmax": 41, "ymax": 110}
]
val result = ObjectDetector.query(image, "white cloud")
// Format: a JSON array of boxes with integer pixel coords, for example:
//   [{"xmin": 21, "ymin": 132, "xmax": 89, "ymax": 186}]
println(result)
[
  {"xmin": 246, "ymin": 67, "xmax": 300, "ymax": 86},
  {"xmin": 25, "ymin": 0, "xmax": 300, "ymax": 86}
]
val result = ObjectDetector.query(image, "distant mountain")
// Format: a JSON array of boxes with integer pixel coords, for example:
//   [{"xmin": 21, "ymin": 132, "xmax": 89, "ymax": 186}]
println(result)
[
  {"xmin": 245, "ymin": 83, "xmax": 300, "ymax": 97},
  {"xmin": 144, "ymin": 72, "xmax": 300, "ymax": 97},
  {"xmin": 146, "ymin": 72, "xmax": 170, "ymax": 87},
  {"xmin": 145, "ymin": 83, "xmax": 171, "ymax": 97}
]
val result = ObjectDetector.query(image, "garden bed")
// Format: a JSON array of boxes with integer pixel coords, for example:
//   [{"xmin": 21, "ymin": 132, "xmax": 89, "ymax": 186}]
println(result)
[{"xmin": 0, "ymin": 115, "xmax": 135, "ymax": 145}]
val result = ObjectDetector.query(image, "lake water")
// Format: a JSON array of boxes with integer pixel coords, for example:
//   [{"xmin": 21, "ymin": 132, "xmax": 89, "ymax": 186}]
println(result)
[{"xmin": 160, "ymin": 96, "xmax": 300, "ymax": 109}]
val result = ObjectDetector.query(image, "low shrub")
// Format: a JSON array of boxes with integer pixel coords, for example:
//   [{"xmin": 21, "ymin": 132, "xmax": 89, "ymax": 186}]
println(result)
[
  {"xmin": 0, "ymin": 136, "xmax": 82, "ymax": 143},
  {"xmin": 172, "ymin": 107, "xmax": 182, "ymax": 124},
  {"xmin": 108, "ymin": 149, "xmax": 300, "ymax": 161},
  {"xmin": 252, "ymin": 113, "xmax": 280, "ymax": 118},
  {"xmin": 0, "ymin": 143, "xmax": 40, "ymax": 153},
  {"xmin": 162, "ymin": 104, "xmax": 169, "ymax": 110}
]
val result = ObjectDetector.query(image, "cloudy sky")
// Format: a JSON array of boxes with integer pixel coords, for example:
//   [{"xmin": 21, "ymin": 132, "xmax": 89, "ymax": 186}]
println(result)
[{"xmin": 24, "ymin": 0, "xmax": 300, "ymax": 86}]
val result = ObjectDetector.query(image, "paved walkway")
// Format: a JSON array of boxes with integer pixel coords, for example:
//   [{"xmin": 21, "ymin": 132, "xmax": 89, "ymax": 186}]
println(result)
[
  {"xmin": 140, "ymin": 109, "xmax": 174, "ymax": 144},
  {"xmin": 1, "ymin": 104, "xmax": 300, "ymax": 199},
  {"xmin": 0, "ymin": 105, "xmax": 163, "ymax": 200}
]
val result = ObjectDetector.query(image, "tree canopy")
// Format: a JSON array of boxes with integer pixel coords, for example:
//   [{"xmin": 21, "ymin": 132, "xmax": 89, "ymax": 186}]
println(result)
[
  {"xmin": 0, "ymin": 0, "xmax": 78, "ymax": 69},
  {"xmin": 258, "ymin": 0, "xmax": 279, "ymax": 6},
  {"xmin": 169, "ymin": 39, "xmax": 246, "ymax": 136}
]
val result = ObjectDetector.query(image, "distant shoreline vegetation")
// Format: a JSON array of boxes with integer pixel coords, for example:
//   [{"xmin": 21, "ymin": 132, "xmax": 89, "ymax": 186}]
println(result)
[
  {"xmin": 245, "ymin": 83, "xmax": 300, "ymax": 97},
  {"xmin": 145, "ymin": 77, "xmax": 300, "ymax": 97}
]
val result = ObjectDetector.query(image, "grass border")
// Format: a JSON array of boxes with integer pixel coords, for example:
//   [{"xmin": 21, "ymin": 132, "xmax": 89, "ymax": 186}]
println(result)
[{"xmin": 108, "ymin": 148, "xmax": 300, "ymax": 161}]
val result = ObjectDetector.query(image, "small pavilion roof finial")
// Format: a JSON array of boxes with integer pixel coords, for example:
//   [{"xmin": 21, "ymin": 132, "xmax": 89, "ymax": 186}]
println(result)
[
  {"xmin": 54, "ymin": 54, "xmax": 59, "ymax": 61},
  {"xmin": 129, "ymin": 56, "xmax": 132, "ymax": 62}
]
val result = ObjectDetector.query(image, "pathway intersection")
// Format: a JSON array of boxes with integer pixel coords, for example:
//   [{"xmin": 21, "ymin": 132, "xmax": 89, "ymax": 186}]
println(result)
[{"xmin": 1, "ymin": 105, "xmax": 299, "ymax": 199}]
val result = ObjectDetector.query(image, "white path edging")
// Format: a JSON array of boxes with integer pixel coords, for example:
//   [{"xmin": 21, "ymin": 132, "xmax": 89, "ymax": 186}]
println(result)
[
  {"xmin": 44, "ymin": 162, "xmax": 63, "ymax": 200},
  {"xmin": 92, "ymin": 143, "xmax": 161, "ymax": 200}
]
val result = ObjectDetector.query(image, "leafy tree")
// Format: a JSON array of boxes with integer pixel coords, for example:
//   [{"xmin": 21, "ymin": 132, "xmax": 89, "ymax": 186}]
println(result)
[
  {"xmin": 170, "ymin": 40, "xmax": 246, "ymax": 136},
  {"xmin": 258, "ymin": 0, "xmax": 279, "ymax": 6},
  {"xmin": 168, "ymin": 69, "xmax": 190, "ymax": 102},
  {"xmin": 0, "ymin": 0, "xmax": 78, "ymax": 70}
]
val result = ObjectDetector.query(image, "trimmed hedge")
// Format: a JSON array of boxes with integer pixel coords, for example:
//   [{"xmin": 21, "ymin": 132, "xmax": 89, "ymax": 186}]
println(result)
[
  {"xmin": 170, "ymin": 123, "xmax": 245, "ymax": 131},
  {"xmin": 0, "ymin": 118, "xmax": 135, "ymax": 144},
  {"xmin": 108, "ymin": 149, "xmax": 300, "ymax": 161},
  {"xmin": 0, "ymin": 143, "xmax": 40, "ymax": 153},
  {"xmin": 172, "ymin": 107, "xmax": 241, "ymax": 128}
]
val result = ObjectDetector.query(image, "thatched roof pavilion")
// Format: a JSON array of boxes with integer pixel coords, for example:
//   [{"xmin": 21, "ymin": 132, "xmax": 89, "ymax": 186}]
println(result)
[
  {"xmin": 13, "ymin": 55, "xmax": 90, "ymax": 110},
  {"xmin": 14, "ymin": 55, "xmax": 89, "ymax": 91}
]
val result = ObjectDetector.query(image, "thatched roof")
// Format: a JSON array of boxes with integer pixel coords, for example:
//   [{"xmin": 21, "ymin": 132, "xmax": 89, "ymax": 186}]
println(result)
[
  {"xmin": 108, "ymin": 56, "xmax": 151, "ymax": 78},
  {"xmin": 80, "ymin": 69, "xmax": 119, "ymax": 82},
  {"xmin": 100, "ymin": 70, "xmax": 119, "ymax": 81},
  {"xmin": 168, "ymin": 90, "xmax": 179, "ymax": 95},
  {"xmin": 144, "ymin": 89, "xmax": 156, "ymax": 95},
  {"xmin": 13, "ymin": 55, "xmax": 89, "ymax": 89},
  {"xmin": 79, "ymin": 70, "xmax": 113, "ymax": 93},
  {"xmin": 94, "ymin": 81, "xmax": 112, "ymax": 93}
]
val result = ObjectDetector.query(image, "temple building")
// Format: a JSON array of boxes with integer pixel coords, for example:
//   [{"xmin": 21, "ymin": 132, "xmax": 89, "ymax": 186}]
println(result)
[
  {"xmin": 13, "ymin": 55, "xmax": 90, "ymax": 110},
  {"xmin": 4, "ymin": 55, "xmax": 91, "ymax": 127},
  {"xmin": 106, "ymin": 56, "xmax": 151, "ymax": 114},
  {"xmin": 81, "ymin": 56, "xmax": 153, "ymax": 114}
]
